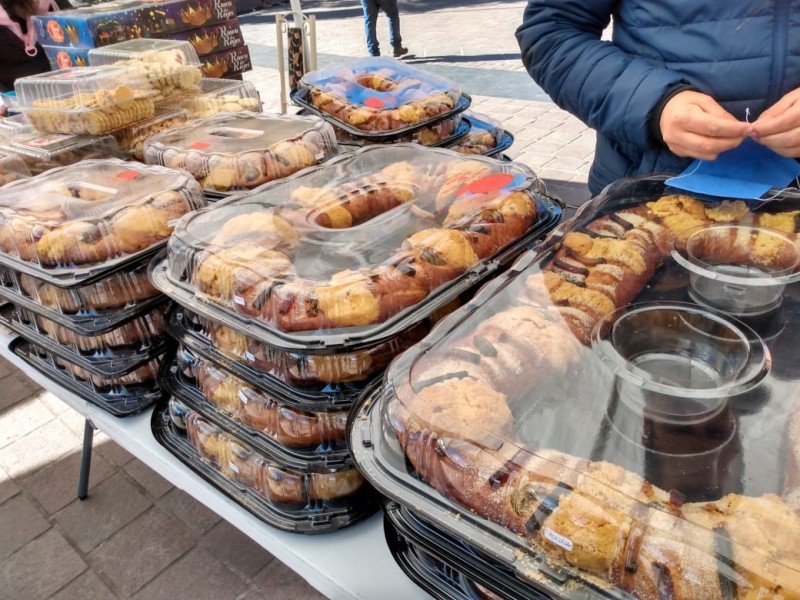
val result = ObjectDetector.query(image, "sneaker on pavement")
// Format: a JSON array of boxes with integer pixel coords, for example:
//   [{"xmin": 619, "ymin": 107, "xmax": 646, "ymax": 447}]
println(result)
[{"xmin": 392, "ymin": 45, "xmax": 409, "ymax": 58}]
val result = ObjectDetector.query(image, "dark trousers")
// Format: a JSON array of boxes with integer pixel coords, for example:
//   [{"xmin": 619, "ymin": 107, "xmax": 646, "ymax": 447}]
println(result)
[{"xmin": 361, "ymin": 0, "xmax": 402, "ymax": 56}]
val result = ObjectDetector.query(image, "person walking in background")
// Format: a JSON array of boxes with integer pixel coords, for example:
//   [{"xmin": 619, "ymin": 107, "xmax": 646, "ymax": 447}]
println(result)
[
  {"xmin": 360, "ymin": 0, "xmax": 408, "ymax": 58},
  {"xmin": 516, "ymin": 1, "xmax": 800, "ymax": 196}
]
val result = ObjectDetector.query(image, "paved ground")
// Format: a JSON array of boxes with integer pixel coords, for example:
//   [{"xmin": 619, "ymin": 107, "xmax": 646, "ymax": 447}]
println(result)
[{"xmin": 0, "ymin": 1, "xmax": 596, "ymax": 598}]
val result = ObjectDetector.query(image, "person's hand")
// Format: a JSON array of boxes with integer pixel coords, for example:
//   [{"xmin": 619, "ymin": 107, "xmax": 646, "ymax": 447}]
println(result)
[
  {"xmin": 659, "ymin": 90, "xmax": 750, "ymax": 160},
  {"xmin": 750, "ymin": 88, "xmax": 800, "ymax": 157},
  {"xmin": 0, "ymin": 106, "xmax": 6, "ymax": 118}
]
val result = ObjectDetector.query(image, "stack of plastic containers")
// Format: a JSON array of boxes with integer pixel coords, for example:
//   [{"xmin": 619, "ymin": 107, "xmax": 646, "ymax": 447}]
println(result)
[
  {"xmin": 350, "ymin": 175, "xmax": 800, "ymax": 599},
  {"xmin": 147, "ymin": 144, "xmax": 563, "ymax": 533},
  {"xmin": 0, "ymin": 159, "xmax": 206, "ymax": 416},
  {"xmin": 294, "ymin": 58, "xmax": 515, "ymax": 158},
  {"xmin": 142, "ymin": 112, "xmax": 339, "ymax": 197},
  {"xmin": 1, "ymin": 41, "xmax": 193, "ymax": 172}
]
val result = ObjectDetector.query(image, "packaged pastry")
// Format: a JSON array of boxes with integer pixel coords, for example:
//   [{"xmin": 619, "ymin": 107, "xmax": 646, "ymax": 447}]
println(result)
[
  {"xmin": 170, "ymin": 306, "xmax": 428, "ymax": 395},
  {"xmin": 165, "ymin": 344, "xmax": 351, "ymax": 457},
  {"xmin": 0, "ymin": 158, "xmax": 205, "ymax": 283},
  {"xmin": 350, "ymin": 176, "xmax": 800, "ymax": 600},
  {"xmin": 88, "ymin": 39, "xmax": 203, "ymax": 104},
  {"xmin": 168, "ymin": 78, "xmax": 262, "ymax": 119},
  {"xmin": 0, "ymin": 152, "xmax": 31, "ymax": 187},
  {"xmin": 152, "ymin": 398, "xmax": 376, "ymax": 532},
  {"xmin": 151, "ymin": 145, "xmax": 559, "ymax": 351},
  {"xmin": 295, "ymin": 57, "xmax": 468, "ymax": 138},
  {"xmin": 142, "ymin": 112, "xmax": 338, "ymax": 192},
  {"xmin": 15, "ymin": 66, "xmax": 156, "ymax": 135},
  {"xmin": 0, "ymin": 303, "xmax": 169, "ymax": 377},
  {"xmin": 333, "ymin": 113, "xmax": 468, "ymax": 149},
  {"xmin": 1, "ymin": 132, "xmax": 125, "ymax": 176},
  {"xmin": 13, "ymin": 338, "xmax": 167, "ymax": 416},
  {"xmin": 447, "ymin": 111, "xmax": 512, "ymax": 157},
  {"xmin": 111, "ymin": 108, "xmax": 189, "ymax": 161}
]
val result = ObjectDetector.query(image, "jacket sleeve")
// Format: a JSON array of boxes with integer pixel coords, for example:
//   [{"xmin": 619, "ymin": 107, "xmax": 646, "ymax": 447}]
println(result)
[{"xmin": 515, "ymin": 0, "xmax": 689, "ymax": 150}]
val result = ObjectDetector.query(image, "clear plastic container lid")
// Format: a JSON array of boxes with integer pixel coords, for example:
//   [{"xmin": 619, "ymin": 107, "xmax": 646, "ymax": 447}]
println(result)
[
  {"xmin": 0, "ymin": 113, "xmax": 34, "ymax": 138},
  {"xmin": 142, "ymin": 112, "xmax": 338, "ymax": 192},
  {"xmin": 172, "ymin": 78, "xmax": 262, "ymax": 119},
  {"xmin": 0, "ymin": 158, "xmax": 205, "ymax": 284},
  {"xmin": 169, "ymin": 305, "xmax": 428, "ymax": 405},
  {"xmin": 87, "ymin": 38, "xmax": 201, "ymax": 66},
  {"xmin": 0, "ymin": 152, "xmax": 31, "ymax": 187},
  {"xmin": 111, "ymin": 108, "xmax": 188, "ymax": 161},
  {"xmin": 449, "ymin": 111, "xmax": 511, "ymax": 157},
  {"xmin": 295, "ymin": 57, "xmax": 468, "ymax": 138},
  {"xmin": 14, "ymin": 66, "xmax": 156, "ymax": 135},
  {"xmin": 1, "ymin": 132, "xmax": 126, "ymax": 176},
  {"xmin": 1, "ymin": 303, "xmax": 169, "ymax": 377},
  {"xmin": 151, "ymin": 145, "xmax": 559, "ymax": 351},
  {"xmin": 88, "ymin": 40, "xmax": 202, "ymax": 104},
  {"xmin": 351, "ymin": 176, "xmax": 800, "ymax": 600},
  {"xmin": 162, "ymin": 345, "xmax": 353, "ymax": 469},
  {"xmin": 0, "ymin": 257, "xmax": 163, "ymax": 335},
  {"xmin": 153, "ymin": 397, "xmax": 376, "ymax": 532}
]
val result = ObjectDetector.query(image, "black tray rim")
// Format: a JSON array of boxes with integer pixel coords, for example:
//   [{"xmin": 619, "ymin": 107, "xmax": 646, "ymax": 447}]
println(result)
[
  {"xmin": 158, "ymin": 352, "xmax": 356, "ymax": 471},
  {"xmin": 0, "ymin": 303, "xmax": 171, "ymax": 378},
  {"xmin": 150, "ymin": 397, "xmax": 378, "ymax": 534},
  {"xmin": 10, "ymin": 337, "xmax": 164, "ymax": 417}
]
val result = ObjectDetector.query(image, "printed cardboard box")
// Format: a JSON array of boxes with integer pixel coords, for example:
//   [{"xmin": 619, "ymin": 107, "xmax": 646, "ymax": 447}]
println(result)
[
  {"xmin": 34, "ymin": 0, "xmax": 237, "ymax": 48},
  {"xmin": 42, "ymin": 45, "xmax": 91, "ymax": 69},
  {"xmin": 200, "ymin": 44, "xmax": 251, "ymax": 78},
  {"xmin": 164, "ymin": 18, "xmax": 243, "ymax": 56}
]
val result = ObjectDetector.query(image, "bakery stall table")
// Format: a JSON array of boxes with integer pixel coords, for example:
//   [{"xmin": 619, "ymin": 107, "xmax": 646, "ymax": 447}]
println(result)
[{"xmin": 0, "ymin": 325, "xmax": 431, "ymax": 600}]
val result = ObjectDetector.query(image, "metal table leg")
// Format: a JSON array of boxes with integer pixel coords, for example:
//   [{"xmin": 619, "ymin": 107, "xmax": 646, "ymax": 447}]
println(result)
[{"xmin": 77, "ymin": 419, "xmax": 95, "ymax": 501}]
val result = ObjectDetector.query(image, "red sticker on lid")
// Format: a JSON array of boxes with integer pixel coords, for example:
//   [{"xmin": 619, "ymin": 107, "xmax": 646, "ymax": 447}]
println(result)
[
  {"xmin": 191, "ymin": 141, "xmax": 212, "ymax": 149},
  {"xmin": 116, "ymin": 170, "xmax": 140, "ymax": 180},
  {"xmin": 363, "ymin": 97, "xmax": 385, "ymax": 109},
  {"xmin": 456, "ymin": 173, "xmax": 514, "ymax": 196}
]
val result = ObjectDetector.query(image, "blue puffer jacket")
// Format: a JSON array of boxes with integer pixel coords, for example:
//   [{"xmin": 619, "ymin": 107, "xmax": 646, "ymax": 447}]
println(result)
[{"xmin": 516, "ymin": 0, "xmax": 800, "ymax": 195}]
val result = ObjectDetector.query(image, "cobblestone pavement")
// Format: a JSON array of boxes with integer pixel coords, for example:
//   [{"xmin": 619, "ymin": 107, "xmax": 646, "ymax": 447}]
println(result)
[{"xmin": 0, "ymin": 1, "xmax": 596, "ymax": 598}]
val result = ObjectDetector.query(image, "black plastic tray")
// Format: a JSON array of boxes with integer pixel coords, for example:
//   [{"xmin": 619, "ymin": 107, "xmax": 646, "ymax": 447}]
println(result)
[
  {"xmin": 291, "ymin": 87, "xmax": 472, "ymax": 142},
  {"xmin": 384, "ymin": 514, "xmax": 486, "ymax": 600},
  {"xmin": 0, "ymin": 262, "xmax": 166, "ymax": 336},
  {"xmin": 0, "ymin": 303, "xmax": 171, "ymax": 378},
  {"xmin": 151, "ymin": 398, "xmax": 378, "ymax": 534},
  {"xmin": 11, "ymin": 338, "xmax": 166, "ymax": 417},
  {"xmin": 450, "ymin": 115, "xmax": 514, "ymax": 158},
  {"xmin": 168, "ymin": 305, "xmax": 413, "ymax": 409},
  {"xmin": 149, "ymin": 190, "xmax": 564, "ymax": 354},
  {"xmin": 158, "ymin": 352, "xmax": 355, "ymax": 471},
  {"xmin": 384, "ymin": 499, "xmax": 553, "ymax": 600}
]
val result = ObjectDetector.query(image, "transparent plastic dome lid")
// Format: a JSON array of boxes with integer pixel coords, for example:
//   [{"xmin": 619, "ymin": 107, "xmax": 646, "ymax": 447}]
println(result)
[
  {"xmin": 0, "ymin": 158, "xmax": 205, "ymax": 283},
  {"xmin": 1, "ymin": 132, "xmax": 124, "ymax": 163},
  {"xmin": 87, "ymin": 38, "xmax": 201, "ymax": 66},
  {"xmin": 14, "ymin": 66, "xmax": 153, "ymax": 112},
  {"xmin": 0, "ymin": 152, "xmax": 31, "ymax": 186},
  {"xmin": 352, "ymin": 176, "xmax": 800, "ymax": 600},
  {"xmin": 295, "ymin": 57, "xmax": 467, "ymax": 138},
  {"xmin": 449, "ymin": 110, "xmax": 511, "ymax": 157},
  {"xmin": 143, "ymin": 112, "xmax": 334, "ymax": 156},
  {"xmin": 150, "ymin": 144, "xmax": 561, "ymax": 351}
]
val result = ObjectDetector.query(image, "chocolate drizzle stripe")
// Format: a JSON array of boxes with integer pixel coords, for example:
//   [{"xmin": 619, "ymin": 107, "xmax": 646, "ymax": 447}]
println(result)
[{"xmin": 653, "ymin": 563, "xmax": 676, "ymax": 600}]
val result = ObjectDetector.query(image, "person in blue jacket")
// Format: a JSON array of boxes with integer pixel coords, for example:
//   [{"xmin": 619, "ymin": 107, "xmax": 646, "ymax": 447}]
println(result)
[{"xmin": 516, "ymin": 1, "xmax": 800, "ymax": 195}]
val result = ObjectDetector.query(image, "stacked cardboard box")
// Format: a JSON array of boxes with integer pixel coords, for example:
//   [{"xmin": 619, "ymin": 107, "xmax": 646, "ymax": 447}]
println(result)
[{"xmin": 36, "ymin": 0, "xmax": 251, "ymax": 78}]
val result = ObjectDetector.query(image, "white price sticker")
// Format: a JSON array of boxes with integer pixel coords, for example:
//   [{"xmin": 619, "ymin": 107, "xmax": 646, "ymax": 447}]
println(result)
[{"xmin": 544, "ymin": 528, "xmax": 573, "ymax": 552}]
